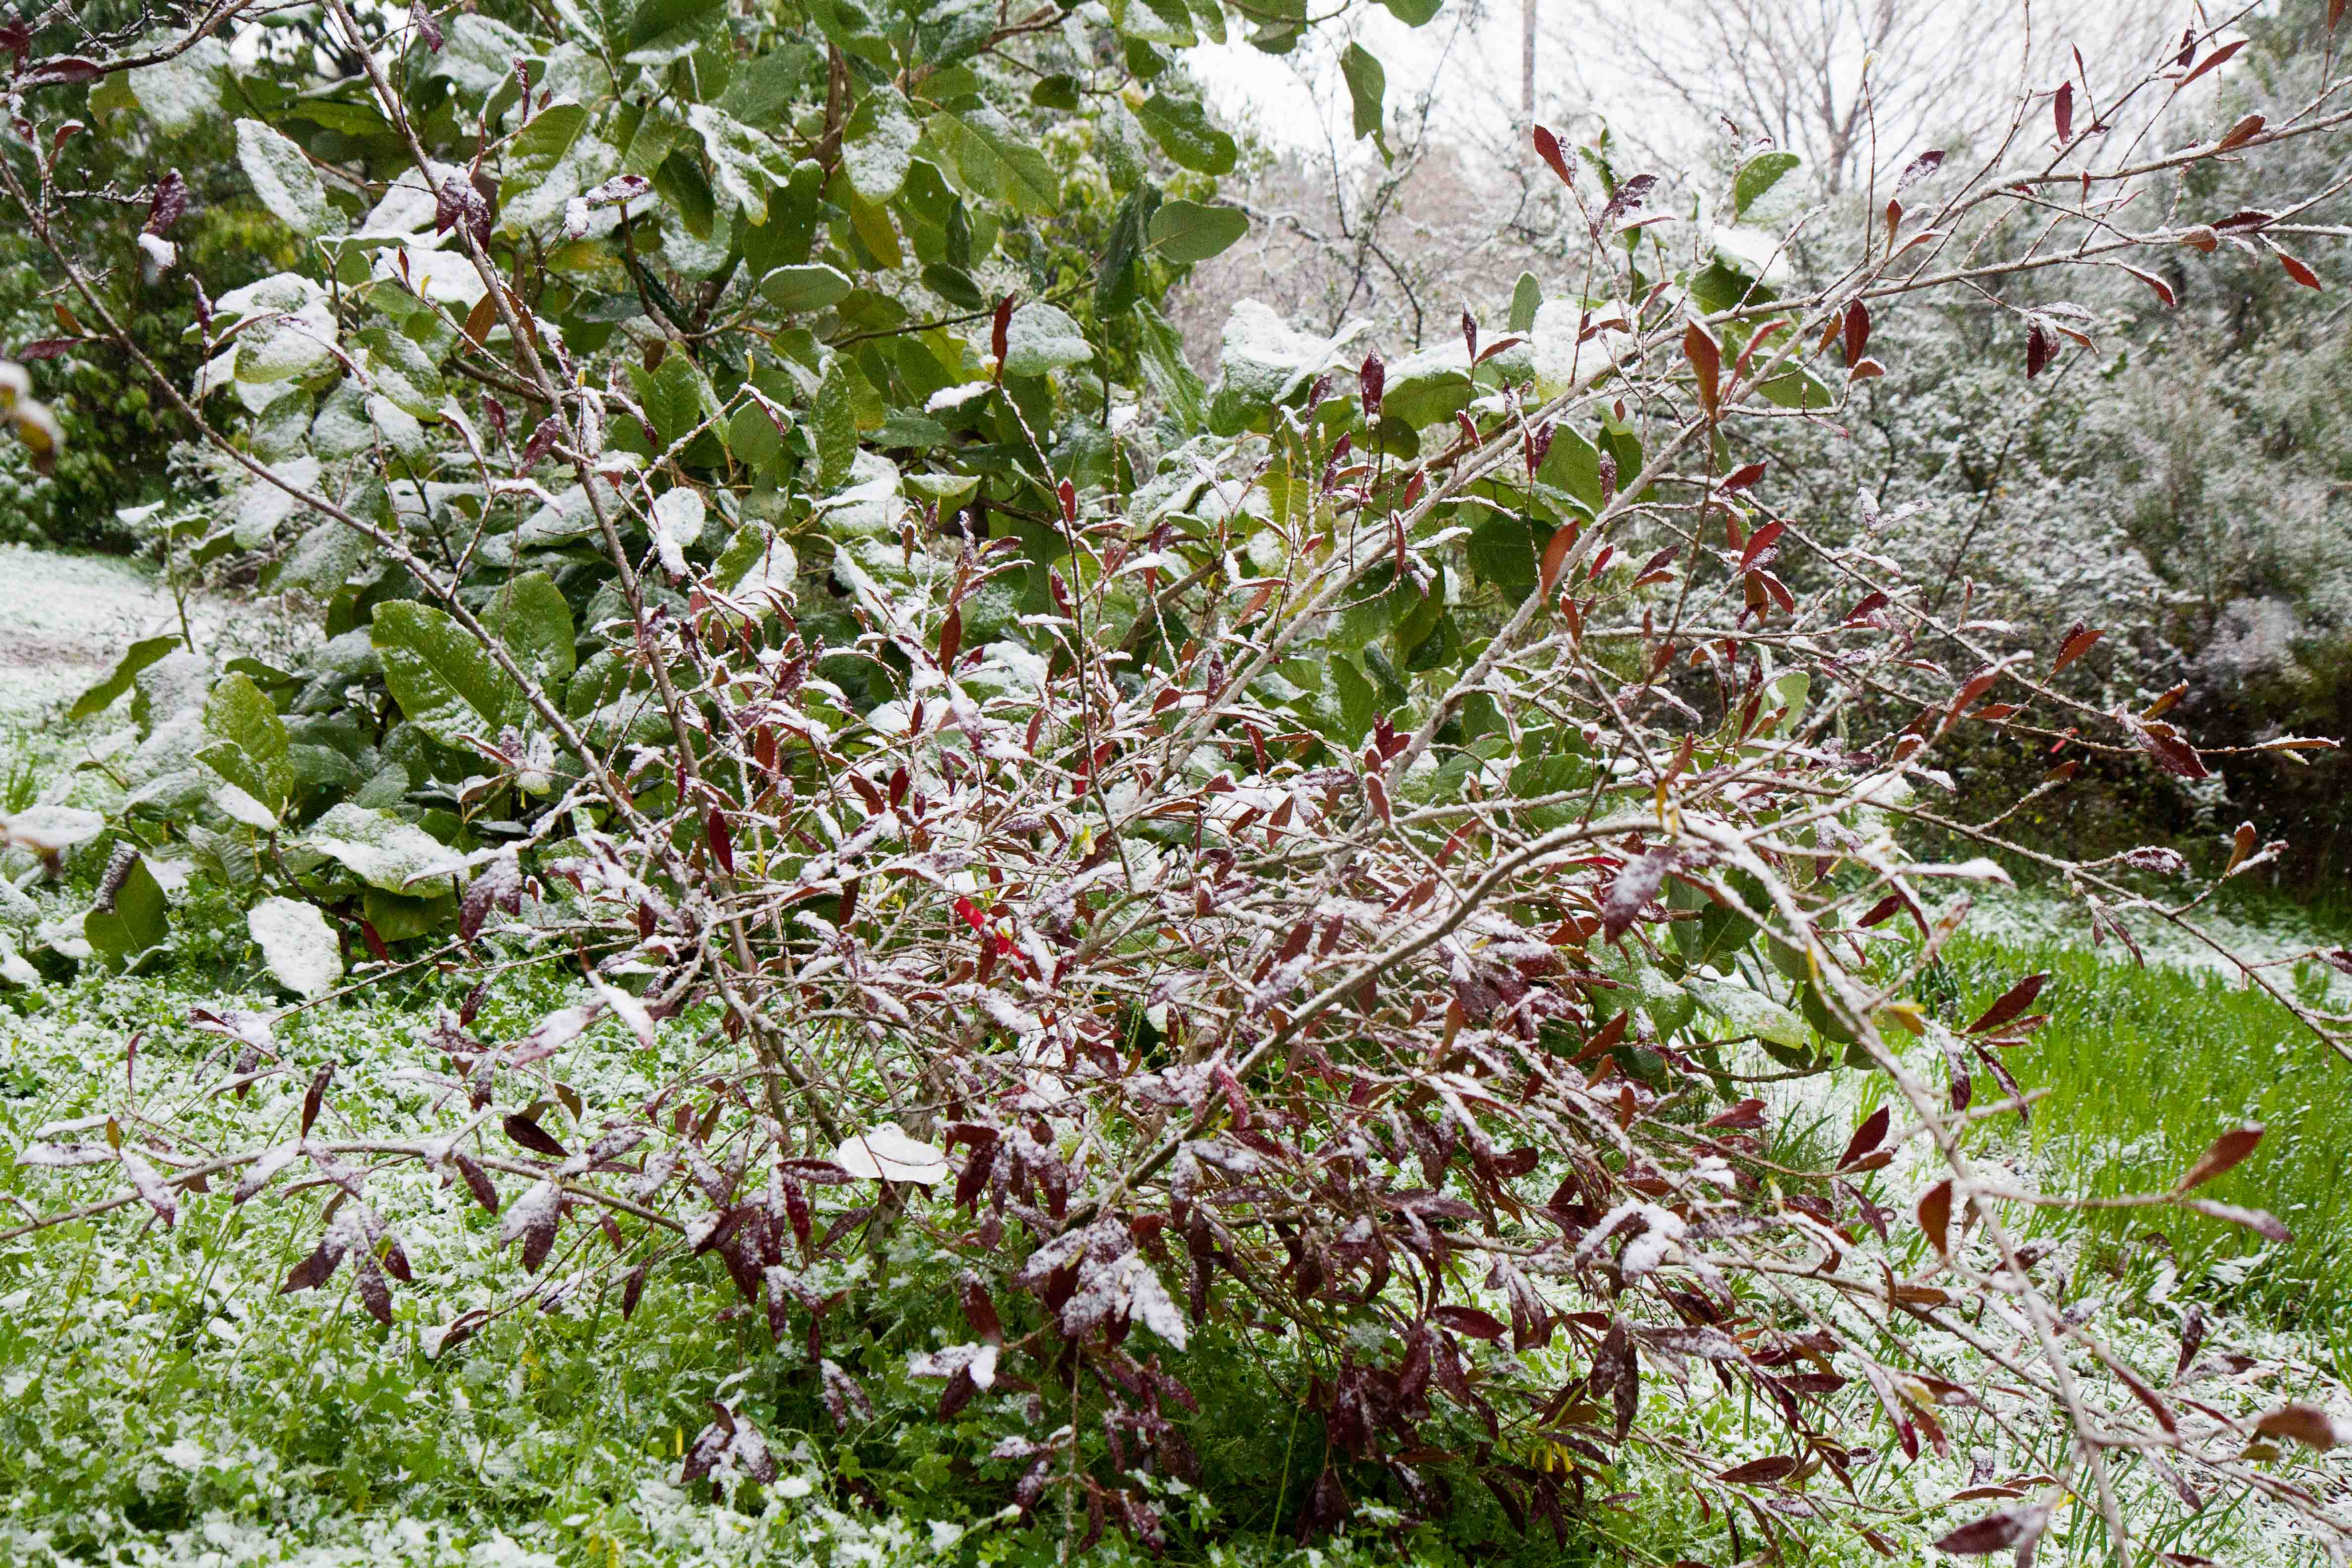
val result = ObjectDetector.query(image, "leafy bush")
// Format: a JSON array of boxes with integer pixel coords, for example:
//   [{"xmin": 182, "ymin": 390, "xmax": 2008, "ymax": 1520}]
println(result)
[{"xmin": 3, "ymin": 1, "xmax": 2351, "ymax": 1562}]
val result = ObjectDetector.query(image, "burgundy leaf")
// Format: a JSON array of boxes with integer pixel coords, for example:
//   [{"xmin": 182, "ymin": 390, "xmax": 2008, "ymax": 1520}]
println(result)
[
  {"xmin": 1964, "ymin": 973, "xmax": 2046, "ymax": 1035},
  {"xmin": 1838, "ymin": 1106, "xmax": 1890, "ymax": 1170},
  {"xmin": 1601, "ymin": 849, "xmax": 1675, "ymax": 939},
  {"xmin": 1934, "ymin": 1506, "xmax": 2048, "ymax": 1555},
  {"xmin": 144, "ymin": 170, "xmax": 188, "ymax": 236},
  {"xmin": 2176, "ymin": 1124, "xmax": 2262, "ymax": 1191},
  {"xmin": 1431, "ymin": 1304, "xmax": 1507, "ymax": 1341},
  {"xmin": 502, "ymin": 1113, "xmax": 570, "ymax": 1158}
]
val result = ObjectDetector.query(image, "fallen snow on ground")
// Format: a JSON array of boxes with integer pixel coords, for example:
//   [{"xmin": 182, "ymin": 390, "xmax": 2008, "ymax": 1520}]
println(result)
[{"xmin": 0, "ymin": 544, "xmax": 215, "ymax": 718}]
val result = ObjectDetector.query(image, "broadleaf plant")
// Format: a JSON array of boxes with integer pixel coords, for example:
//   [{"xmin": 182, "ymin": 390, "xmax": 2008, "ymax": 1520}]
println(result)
[{"xmin": 5, "ymin": 0, "xmax": 2352, "ymax": 1560}]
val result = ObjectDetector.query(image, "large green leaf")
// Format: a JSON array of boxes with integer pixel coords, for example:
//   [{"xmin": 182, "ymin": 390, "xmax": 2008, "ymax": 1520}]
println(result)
[
  {"xmin": 198, "ymin": 672, "xmax": 294, "ymax": 816},
  {"xmin": 1134, "ymin": 93, "xmax": 1236, "ymax": 176},
  {"xmin": 297, "ymin": 803, "xmax": 456, "ymax": 894},
  {"xmin": 815, "ymin": 359, "xmax": 858, "ymax": 491},
  {"xmin": 1147, "ymin": 199, "xmax": 1248, "ymax": 263},
  {"xmin": 1341, "ymin": 44, "xmax": 1385, "ymax": 142},
  {"xmin": 68, "ymin": 635, "xmax": 178, "ymax": 722},
  {"xmin": 843, "ymin": 90, "xmax": 917, "ymax": 202},
  {"xmin": 86, "ymin": 854, "xmax": 169, "ymax": 964},
  {"xmin": 248, "ymin": 895, "xmax": 343, "ymax": 998},
  {"xmin": 485, "ymin": 570, "xmax": 577, "ymax": 689},
  {"xmin": 372, "ymin": 600, "xmax": 523, "ymax": 747},
  {"xmin": 235, "ymin": 119, "xmax": 337, "ymax": 237},
  {"xmin": 759, "ymin": 263, "xmax": 853, "ymax": 312},
  {"xmin": 1733, "ymin": 151, "xmax": 1801, "ymax": 218}
]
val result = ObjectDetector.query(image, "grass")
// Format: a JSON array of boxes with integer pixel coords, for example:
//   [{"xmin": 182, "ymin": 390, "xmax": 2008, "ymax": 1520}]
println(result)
[{"xmin": 1940, "ymin": 923, "xmax": 2352, "ymax": 1335}]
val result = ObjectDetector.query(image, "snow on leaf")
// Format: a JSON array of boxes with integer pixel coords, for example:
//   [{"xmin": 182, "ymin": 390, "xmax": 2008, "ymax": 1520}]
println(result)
[
  {"xmin": 832, "ymin": 1123, "xmax": 949, "ymax": 1184},
  {"xmin": 247, "ymin": 897, "xmax": 343, "ymax": 1000},
  {"xmin": 235, "ymin": 119, "xmax": 338, "ymax": 238}
]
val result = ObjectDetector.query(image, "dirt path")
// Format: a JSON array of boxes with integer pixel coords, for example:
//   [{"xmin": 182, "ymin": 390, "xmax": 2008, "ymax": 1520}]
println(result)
[{"xmin": 0, "ymin": 545, "xmax": 218, "ymax": 721}]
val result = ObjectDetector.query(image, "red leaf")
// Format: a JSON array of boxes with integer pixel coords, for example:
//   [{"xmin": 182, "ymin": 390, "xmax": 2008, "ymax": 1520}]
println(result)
[
  {"xmin": 1839, "ymin": 1106, "xmax": 1890, "ymax": 1170},
  {"xmin": 2253, "ymin": 1403, "xmax": 2343, "ymax": 1451},
  {"xmin": 1531, "ymin": 124, "xmax": 1574, "ymax": 187},
  {"xmin": 1736, "ymin": 519, "xmax": 1784, "ymax": 573},
  {"xmin": 1934, "ymin": 1506, "xmax": 2048, "ymax": 1556},
  {"xmin": 2026, "ymin": 322, "xmax": 2053, "ymax": 379},
  {"xmin": 989, "ymin": 295, "xmax": 1013, "ymax": 378},
  {"xmin": 2274, "ymin": 247, "xmax": 2322, "ymax": 290},
  {"xmin": 2051, "ymin": 622, "xmax": 2104, "ymax": 674},
  {"xmin": 2181, "ymin": 39, "xmax": 2247, "ymax": 89},
  {"xmin": 1716, "ymin": 1456, "xmax": 1799, "ymax": 1485},
  {"xmin": 1358, "ymin": 351, "xmax": 1383, "ymax": 419},
  {"xmin": 503, "ymin": 1113, "xmax": 570, "ymax": 1158},
  {"xmin": 2175, "ymin": 1124, "xmax": 2262, "ymax": 1191},
  {"xmin": 301, "ymin": 1062, "xmax": 333, "ymax": 1140},
  {"xmin": 2181, "ymin": 1198, "xmax": 2291, "ymax": 1243},
  {"xmin": 937, "ymin": 604, "xmax": 962, "ymax": 668},
  {"xmin": 1843, "ymin": 299, "xmax": 1870, "ymax": 366},
  {"xmin": 1915, "ymin": 1177, "xmax": 1954, "ymax": 1254},
  {"xmin": 1683, "ymin": 322, "xmax": 1721, "ymax": 419},
  {"xmin": 705, "ymin": 807, "xmax": 734, "ymax": 876},
  {"xmin": 1721, "ymin": 460, "xmax": 1767, "ymax": 492},
  {"xmin": 2117, "ymin": 264, "xmax": 2176, "ymax": 307},
  {"xmin": 410, "ymin": 0, "xmax": 445, "ymax": 50},
  {"xmin": 1601, "ymin": 848, "xmax": 1674, "ymax": 938},
  {"xmin": 2052, "ymin": 81, "xmax": 2073, "ymax": 144},
  {"xmin": 1892, "ymin": 149, "xmax": 1945, "ymax": 195},
  {"xmin": 1704, "ymin": 1098, "xmax": 1766, "ymax": 1130},
  {"xmin": 1431, "ymin": 1304, "xmax": 1507, "ymax": 1341},
  {"xmin": 15, "ymin": 338, "xmax": 77, "ymax": 361},
  {"xmin": 2213, "ymin": 111, "xmax": 2264, "ymax": 151},
  {"xmin": 1537, "ymin": 522, "xmax": 1581, "ymax": 598},
  {"xmin": 1965, "ymin": 973, "xmax": 2046, "ymax": 1034},
  {"xmin": 19, "ymin": 55, "xmax": 105, "ymax": 88}
]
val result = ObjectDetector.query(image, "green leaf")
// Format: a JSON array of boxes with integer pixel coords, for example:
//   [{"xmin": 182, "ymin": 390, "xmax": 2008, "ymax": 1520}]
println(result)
[
  {"xmin": 372, "ymin": 600, "xmax": 523, "ymax": 747},
  {"xmin": 1096, "ymin": 189, "xmax": 1152, "ymax": 318},
  {"xmin": 758, "ymin": 262, "xmax": 853, "ymax": 313},
  {"xmin": 922, "ymin": 262, "xmax": 986, "ymax": 310},
  {"xmin": 1758, "ymin": 368, "xmax": 1832, "ymax": 410},
  {"xmin": 815, "ymin": 359, "xmax": 858, "ymax": 492},
  {"xmin": 1509, "ymin": 271, "xmax": 1542, "ymax": 333},
  {"xmin": 1379, "ymin": 0, "xmax": 1442, "ymax": 23},
  {"xmin": 930, "ymin": 109, "xmax": 1060, "ymax": 216},
  {"xmin": 843, "ymin": 89, "xmax": 918, "ymax": 202},
  {"xmin": 642, "ymin": 351, "xmax": 720, "ymax": 452},
  {"xmin": 504, "ymin": 101, "xmax": 588, "ymax": 192},
  {"xmin": 485, "ymin": 570, "xmax": 577, "ymax": 689},
  {"xmin": 69, "ymin": 635, "xmax": 179, "ymax": 722},
  {"xmin": 235, "ymin": 119, "xmax": 338, "ymax": 237},
  {"xmin": 1469, "ymin": 512, "xmax": 1544, "ymax": 596},
  {"xmin": 1341, "ymin": 43, "xmax": 1385, "ymax": 141},
  {"xmin": 85, "ymin": 855, "xmax": 169, "ymax": 963},
  {"xmin": 297, "ymin": 803, "xmax": 456, "ymax": 894},
  {"xmin": 686, "ymin": 103, "xmax": 786, "ymax": 222},
  {"xmin": 1002, "ymin": 303, "xmax": 1093, "ymax": 376},
  {"xmin": 1733, "ymin": 151, "xmax": 1801, "ymax": 218},
  {"xmin": 199, "ymin": 672, "xmax": 294, "ymax": 815},
  {"xmin": 1134, "ymin": 92, "xmax": 1236, "ymax": 176},
  {"xmin": 1029, "ymin": 74, "xmax": 1080, "ymax": 111},
  {"xmin": 249, "ymin": 896, "xmax": 343, "ymax": 998},
  {"xmin": 1330, "ymin": 655, "xmax": 1377, "ymax": 743},
  {"xmin": 1147, "ymin": 199, "xmax": 1249, "ymax": 263},
  {"xmin": 1687, "ymin": 977, "xmax": 1812, "ymax": 1055},
  {"xmin": 1132, "ymin": 301, "xmax": 1206, "ymax": 430},
  {"xmin": 363, "ymin": 886, "xmax": 457, "ymax": 942}
]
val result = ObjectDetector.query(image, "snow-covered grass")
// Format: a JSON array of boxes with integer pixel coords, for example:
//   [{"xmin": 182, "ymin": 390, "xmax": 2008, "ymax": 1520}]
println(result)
[{"xmin": 1940, "ymin": 923, "xmax": 2352, "ymax": 1333}]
